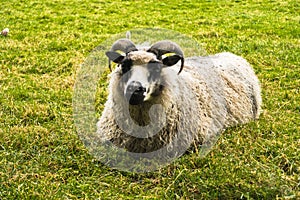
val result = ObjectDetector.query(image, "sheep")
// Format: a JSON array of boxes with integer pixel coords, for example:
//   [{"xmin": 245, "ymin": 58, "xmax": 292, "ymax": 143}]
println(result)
[{"xmin": 96, "ymin": 38, "xmax": 262, "ymax": 156}]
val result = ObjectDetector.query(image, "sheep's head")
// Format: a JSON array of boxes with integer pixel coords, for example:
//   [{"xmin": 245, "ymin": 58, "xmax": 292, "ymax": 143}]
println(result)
[{"xmin": 106, "ymin": 39, "xmax": 184, "ymax": 105}]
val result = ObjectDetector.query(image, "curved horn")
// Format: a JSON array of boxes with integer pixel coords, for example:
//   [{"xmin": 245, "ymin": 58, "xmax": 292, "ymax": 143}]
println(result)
[
  {"xmin": 110, "ymin": 38, "xmax": 137, "ymax": 53},
  {"xmin": 108, "ymin": 39, "xmax": 138, "ymax": 71},
  {"xmin": 147, "ymin": 40, "xmax": 184, "ymax": 74}
]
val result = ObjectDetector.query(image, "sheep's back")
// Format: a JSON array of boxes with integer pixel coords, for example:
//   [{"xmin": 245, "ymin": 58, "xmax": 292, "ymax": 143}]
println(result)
[{"xmin": 184, "ymin": 52, "xmax": 262, "ymax": 127}]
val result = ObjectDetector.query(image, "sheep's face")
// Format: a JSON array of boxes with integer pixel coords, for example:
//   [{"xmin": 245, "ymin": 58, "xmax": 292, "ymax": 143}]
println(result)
[{"xmin": 106, "ymin": 50, "xmax": 181, "ymax": 105}]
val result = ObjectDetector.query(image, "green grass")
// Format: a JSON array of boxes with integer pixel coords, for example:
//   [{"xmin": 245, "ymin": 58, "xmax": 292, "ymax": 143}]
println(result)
[{"xmin": 1, "ymin": 0, "xmax": 299, "ymax": 199}]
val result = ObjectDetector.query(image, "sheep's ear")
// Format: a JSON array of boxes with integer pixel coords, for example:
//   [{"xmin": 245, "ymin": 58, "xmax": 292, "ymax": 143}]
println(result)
[
  {"xmin": 105, "ymin": 51, "xmax": 124, "ymax": 64},
  {"xmin": 162, "ymin": 55, "xmax": 182, "ymax": 67}
]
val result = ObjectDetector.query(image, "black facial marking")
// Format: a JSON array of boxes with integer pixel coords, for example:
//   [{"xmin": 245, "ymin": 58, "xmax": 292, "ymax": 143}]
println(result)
[
  {"xmin": 147, "ymin": 61, "xmax": 163, "ymax": 82},
  {"xmin": 121, "ymin": 59, "xmax": 133, "ymax": 74},
  {"xmin": 118, "ymin": 59, "xmax": 133, "ymax": 83}
]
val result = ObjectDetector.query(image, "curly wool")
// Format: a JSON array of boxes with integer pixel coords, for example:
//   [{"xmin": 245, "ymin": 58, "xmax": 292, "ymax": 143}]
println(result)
[{"xmin": 97, "ymin": 52, "xmax": 262, "ymax": 153}]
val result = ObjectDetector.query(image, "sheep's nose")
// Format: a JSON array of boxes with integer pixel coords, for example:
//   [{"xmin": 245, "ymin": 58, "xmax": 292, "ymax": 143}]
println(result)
[
  {"xmin": 127, "ymin": 81, "xmax": 146, "ymax": 94},
  {"xmin": 125, "ymin": 81, "xmax": 146, "ymax": 105}
]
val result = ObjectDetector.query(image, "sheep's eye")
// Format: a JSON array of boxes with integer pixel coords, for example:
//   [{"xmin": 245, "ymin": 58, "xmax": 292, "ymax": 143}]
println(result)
[{"xmin": 121, "ymin": 59, "xmax": 132, "ymax": 74}]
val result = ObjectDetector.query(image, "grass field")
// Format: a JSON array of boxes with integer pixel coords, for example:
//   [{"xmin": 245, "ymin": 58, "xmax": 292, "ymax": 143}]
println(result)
[{"xmin": 0, "ymin": 0, "xmax": 299, "ymax": 199}]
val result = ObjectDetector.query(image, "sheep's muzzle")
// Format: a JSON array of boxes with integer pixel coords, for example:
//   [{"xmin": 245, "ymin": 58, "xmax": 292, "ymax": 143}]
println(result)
[{"xmin": 125, "ymin": 81, "xmax": 146, "ymax": 105}]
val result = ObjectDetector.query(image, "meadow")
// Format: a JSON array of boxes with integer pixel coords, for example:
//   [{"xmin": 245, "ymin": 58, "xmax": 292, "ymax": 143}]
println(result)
[{"xmin": 0, "ymin": 0, "xmax": 299, "ymax": 199}]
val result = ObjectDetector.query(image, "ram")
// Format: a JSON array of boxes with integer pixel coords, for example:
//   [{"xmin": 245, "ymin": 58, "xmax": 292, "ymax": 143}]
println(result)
[{"xmin": 96, "ymin": 38, "xmax": 262, "ymax": 154}]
